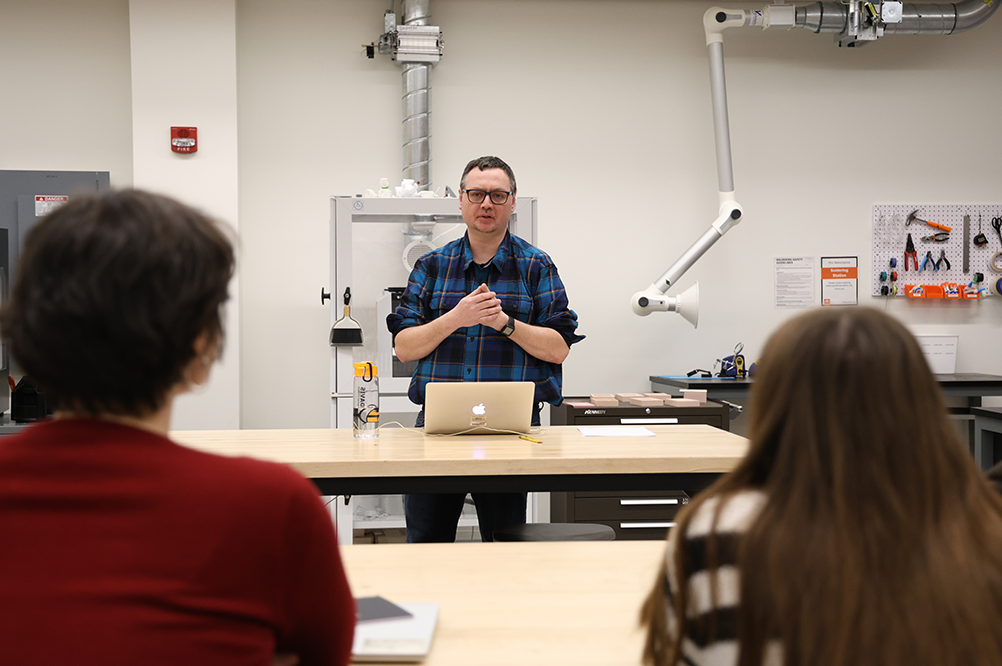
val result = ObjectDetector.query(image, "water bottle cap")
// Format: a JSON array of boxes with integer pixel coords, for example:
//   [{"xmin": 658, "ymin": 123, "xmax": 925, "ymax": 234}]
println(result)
[{"xmin": 353, "ymin": 362, "xmax": 378, "ymax": 377}]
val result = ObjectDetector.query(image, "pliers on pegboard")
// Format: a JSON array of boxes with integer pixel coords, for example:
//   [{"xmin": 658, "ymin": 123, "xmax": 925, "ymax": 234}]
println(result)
[
  {"xmin": 936, "ymin": 249, "xmax": 950, "ymax": 271},
  {"xmin": 921, "ymin": 232, "xmax": 950, "ymax": 242},
  {"xmin": 904, "ymin": 233, "xmax": 919, "ymax": 271},
  {"xmin": 921, "ymin": 250, "xmax": 937, "ymax": 272}
]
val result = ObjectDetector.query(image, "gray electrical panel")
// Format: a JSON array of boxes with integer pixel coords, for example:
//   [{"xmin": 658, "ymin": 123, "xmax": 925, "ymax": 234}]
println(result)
[{"xmin": 0, "ymin": 170, "xmax": 110, "ymax": 416}]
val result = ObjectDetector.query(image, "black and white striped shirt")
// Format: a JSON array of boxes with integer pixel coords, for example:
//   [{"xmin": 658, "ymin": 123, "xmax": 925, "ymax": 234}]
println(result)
[{"xmin": 662, "ymin": 490, "xmax": 782, "ymax": 666}]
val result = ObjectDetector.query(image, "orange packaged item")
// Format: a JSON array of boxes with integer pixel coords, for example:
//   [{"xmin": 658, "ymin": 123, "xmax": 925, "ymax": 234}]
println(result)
[
  {"xmin": 961, "ymin": 284, "xmax": 983, "ymax": 300},
  {"xmin": 923, "ymin": 285, "xmax": 944, "ymax": 299}
]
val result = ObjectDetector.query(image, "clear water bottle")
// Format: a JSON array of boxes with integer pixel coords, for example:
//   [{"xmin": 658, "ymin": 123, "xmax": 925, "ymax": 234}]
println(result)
[{"xmin": 353, "ymin": 362, "xmax": 379, "ymax": 438}]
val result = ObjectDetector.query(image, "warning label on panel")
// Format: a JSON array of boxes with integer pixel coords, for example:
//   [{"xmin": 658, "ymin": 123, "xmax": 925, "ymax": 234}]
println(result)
[{"xmin": 35, "ymin": 195, "xmax": 68, "ymax": 217}]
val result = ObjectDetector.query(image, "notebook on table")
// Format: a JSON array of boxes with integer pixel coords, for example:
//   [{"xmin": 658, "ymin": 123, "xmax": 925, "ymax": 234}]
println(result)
[
  {"xmin": 352, "ymin": 600, "xmax": 439, "ymax": 663},
  {"xmin": 423, "ymin": 381, "xmax": 535, "ymax": 435}
]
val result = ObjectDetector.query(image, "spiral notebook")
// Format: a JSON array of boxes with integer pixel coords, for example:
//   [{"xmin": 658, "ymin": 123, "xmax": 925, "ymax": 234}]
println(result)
[{"xmin": 352, "ymin": 601, "xmax": 439, "ymax": 663}]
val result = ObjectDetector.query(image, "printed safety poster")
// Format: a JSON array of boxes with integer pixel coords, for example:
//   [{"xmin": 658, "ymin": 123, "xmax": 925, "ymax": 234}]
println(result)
[{"xmin": 821, "ymin": 256, "xmax": 858, "ymax": 306}]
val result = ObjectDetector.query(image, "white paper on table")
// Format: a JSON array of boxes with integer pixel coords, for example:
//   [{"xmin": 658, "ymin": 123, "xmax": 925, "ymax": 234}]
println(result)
[{"xmin": 577, "ymin": 426, "xmax": 656, "ymax": 437}]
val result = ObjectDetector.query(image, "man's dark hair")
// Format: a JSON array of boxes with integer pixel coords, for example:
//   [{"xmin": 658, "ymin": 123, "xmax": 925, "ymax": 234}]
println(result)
[
  {"xmin": 460, "ymin": 156, "xmax": 517, "ymax": 194},
  {"xmin": 0, "ymin": 188, "xmax": 235, "ymax": 416}
]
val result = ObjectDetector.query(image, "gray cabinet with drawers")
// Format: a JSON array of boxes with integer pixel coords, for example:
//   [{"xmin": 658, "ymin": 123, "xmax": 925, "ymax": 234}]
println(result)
[{"xmin": 548, "ymin": 399, "xmax": 730, "ymax": 540}]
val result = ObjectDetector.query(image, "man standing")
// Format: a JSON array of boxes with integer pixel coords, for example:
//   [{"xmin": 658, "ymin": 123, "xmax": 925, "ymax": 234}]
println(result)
[{"xmin": 386, "ymin": 156, "xmax": 584, "ymax": 542}]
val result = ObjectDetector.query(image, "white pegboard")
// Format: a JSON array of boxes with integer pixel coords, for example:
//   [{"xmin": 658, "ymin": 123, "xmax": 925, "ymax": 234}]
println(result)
[{"xmin": 872, "ymin": 204, "xmax": 1002, "ymax": 298}]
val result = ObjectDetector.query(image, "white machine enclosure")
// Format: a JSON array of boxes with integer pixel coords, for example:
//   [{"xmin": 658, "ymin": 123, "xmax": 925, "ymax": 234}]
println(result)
[
  {"xmin": 329, "ymin": 195, "xmax": 537, "ymax": 428},
  {"xmin": 328, "ymin": 195, "xmax": 539, "ymax": 542}
]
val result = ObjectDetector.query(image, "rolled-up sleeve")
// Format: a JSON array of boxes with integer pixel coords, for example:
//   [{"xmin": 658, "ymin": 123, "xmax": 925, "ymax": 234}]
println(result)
[
  {"xmin": 386, "ymin": 259, "xmax": 432, "ymax": 342},
  {"xmin": 531, "ymin": 260, "xmax": 585, "ymax": 348}
]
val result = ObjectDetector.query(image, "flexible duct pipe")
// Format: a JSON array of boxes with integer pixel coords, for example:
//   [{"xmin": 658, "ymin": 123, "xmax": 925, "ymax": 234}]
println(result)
[
  {"xmin": 885, "ymin": 0, "xmax": 1000, "ymax": 33},
  {"xmin": 402, "ymin": 0, "xmax": 432, "ymax": 190},
  {"xmin": 797, "ymin": 2, "xmax": 849, "ymax": 33},
  {"xmin": 952, "ymin": 0, "xmax": 1001, "ymax": 31},
  {"xmin": 795, "ymin": 0, "xmax": 998, "ymax": 34},
  {"xmin": 884, "ymin": 5, "xmax": 957, "ymax": 34}
]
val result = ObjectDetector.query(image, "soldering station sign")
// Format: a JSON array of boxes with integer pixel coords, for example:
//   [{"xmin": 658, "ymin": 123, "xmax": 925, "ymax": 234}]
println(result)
[{"xmin": 821, "ymin": 256, "xmax": 858, "ymax": 306}]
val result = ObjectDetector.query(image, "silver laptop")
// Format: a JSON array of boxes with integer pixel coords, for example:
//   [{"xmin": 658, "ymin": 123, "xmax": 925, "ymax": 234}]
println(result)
[
  {"xmin": 423, "ymin": 381, "xmax": 534, "ymax": 435},
  {"xmin": 352, "ymin": 601, "xmax": 439, "ymax": 663}
]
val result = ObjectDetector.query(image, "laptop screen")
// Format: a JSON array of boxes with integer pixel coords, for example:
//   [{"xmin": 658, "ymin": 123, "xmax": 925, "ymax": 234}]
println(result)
[{"xmin": 423, "ymin": 381, "xmax": 534, "ymax": 435}]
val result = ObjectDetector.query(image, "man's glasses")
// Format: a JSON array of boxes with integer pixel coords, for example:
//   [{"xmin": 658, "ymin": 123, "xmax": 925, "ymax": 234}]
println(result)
[{"xmin": 463, "ymin": 189, "xmax": 512, "ymax": 205}]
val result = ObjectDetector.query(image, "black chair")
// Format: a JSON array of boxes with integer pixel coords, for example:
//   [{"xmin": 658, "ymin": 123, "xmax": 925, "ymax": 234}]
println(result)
[{"xmin": 492, "ymin": 522, "xmax": 615, "ymax": 542}]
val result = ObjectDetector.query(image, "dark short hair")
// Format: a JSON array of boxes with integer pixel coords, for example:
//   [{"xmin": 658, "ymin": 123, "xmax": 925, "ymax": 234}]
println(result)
[
  {"xmin": 0, "ymin": 189, "xmax": 235, "ymax": 416},
  {"xmin": 460, "ymin": 156, "xmax": 517, "ymax": 194}
]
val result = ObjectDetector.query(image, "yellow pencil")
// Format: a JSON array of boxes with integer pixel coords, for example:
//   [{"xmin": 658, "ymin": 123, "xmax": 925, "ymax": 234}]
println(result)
[{"xmin": 519, "ymin": 435, "xmax": 542, "ymax": 443}]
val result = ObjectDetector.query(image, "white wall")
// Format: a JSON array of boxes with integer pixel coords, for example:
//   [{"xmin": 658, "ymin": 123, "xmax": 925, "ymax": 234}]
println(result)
[
  {"xmin": 237, "ymin": 0, "xmax": 1002, "ymax": 429},
  {"xmin": 129, "ymin": 0, "xmax": 241, "ymax": 429},
  {"xmin": 2, "ymin": 1, "xmax": 1000, "ymax": 431},
  {"xmin": 0, "ymin": 0, "xmax": 132, "ymax": 180},
  {"xmin": 0, "ymin": 0, "xmax": 240, "ymax": 430}
]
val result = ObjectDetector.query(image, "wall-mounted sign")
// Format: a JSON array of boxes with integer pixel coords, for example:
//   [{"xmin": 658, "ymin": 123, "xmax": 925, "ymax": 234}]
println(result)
[
  {"xmin": 775, "ymin": 256, "xmax": 814, "ymax": 309},
  {"xmin": 821, "ymin": 256, "xmax": 858, "ymax": 306}
]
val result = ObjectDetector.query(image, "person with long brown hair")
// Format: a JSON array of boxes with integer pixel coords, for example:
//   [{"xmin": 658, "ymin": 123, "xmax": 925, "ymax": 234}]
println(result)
[{"xmin": 641, "ymin": 306, "xmax": 1002, "ymax": 666}]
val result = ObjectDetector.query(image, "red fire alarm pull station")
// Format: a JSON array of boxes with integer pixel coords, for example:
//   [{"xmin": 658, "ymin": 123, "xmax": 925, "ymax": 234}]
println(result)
[{"xmin": 171, "ymin": 127, "xmax": 197, "ymax": 153}]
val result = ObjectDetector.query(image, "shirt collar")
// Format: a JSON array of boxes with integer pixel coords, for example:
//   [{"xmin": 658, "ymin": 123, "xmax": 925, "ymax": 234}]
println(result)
[{"xmin": 461, "ymin": 230, "xmax": 511, "ymax": 271}]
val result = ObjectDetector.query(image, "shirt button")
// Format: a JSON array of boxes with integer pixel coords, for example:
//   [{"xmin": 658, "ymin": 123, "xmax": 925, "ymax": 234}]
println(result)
[
  {"xmin": 466, "ymin": 368, "xmax": 472, "ymax": 374},
  {"xmin": 469, "ymin": 336, "xmax": 475, "ymax": 341}
]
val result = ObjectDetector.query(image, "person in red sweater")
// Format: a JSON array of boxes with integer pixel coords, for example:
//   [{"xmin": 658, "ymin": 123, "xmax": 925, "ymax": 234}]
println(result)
[{"xmin": 0, "ymin": 189, "xmax": 355, "ymax": 666}]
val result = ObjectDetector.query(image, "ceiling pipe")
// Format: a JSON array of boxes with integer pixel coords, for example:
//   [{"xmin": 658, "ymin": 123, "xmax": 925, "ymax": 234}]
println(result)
[
  {"xmin": 784, "ymin": 0, "xmax": 999, "ymax": 45},
  {"xmin": 950, "ymin": 0, "xmax": 1001, "ymax": 32},
  {"xmin": 402, "ymin": 0, "xmax": 432, "ymax": 191},
  {"xmin": 633, "ymin": 0, "xmax": 998, "ymax": 321},
  {"xmin": 366, "ymin": 2, "xmax": 443, "ymax": 191}
]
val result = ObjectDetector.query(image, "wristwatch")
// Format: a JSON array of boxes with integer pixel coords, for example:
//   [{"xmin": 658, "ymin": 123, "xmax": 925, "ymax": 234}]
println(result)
[{"xmin": 500, "ymin": 314, "xmax": 516, "ymax": 338}]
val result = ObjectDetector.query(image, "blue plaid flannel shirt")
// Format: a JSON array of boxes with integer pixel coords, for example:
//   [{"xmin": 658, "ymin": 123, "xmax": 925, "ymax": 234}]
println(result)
[{"xmin": 386, "ymin": 231, "xmax": 584, "ymax": 407}]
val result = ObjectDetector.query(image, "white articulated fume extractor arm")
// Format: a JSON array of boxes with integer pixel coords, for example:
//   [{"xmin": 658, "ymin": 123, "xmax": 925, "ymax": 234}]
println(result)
[
  {"xmin": 629, "ymin": 8, "xmax": 746, "ymax": 328},
  {"xmin": 632, "ymin": 0, "xmax": 1000, "ymax": 327}
]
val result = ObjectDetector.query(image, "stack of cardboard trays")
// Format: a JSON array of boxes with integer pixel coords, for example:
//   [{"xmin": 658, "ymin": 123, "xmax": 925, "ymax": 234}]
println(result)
[
  {"xmin": 682, "ymin": 389, "xmax": 707, "ymax": 403},
  {"xmin": 580, "ymin": 390, "xmax": 710, "ymax": 409},
  {"xmin": 588, "ymin": 394, "xmax": 620, "ymax": 408},
  {"xmin": 659, "ymin": 388, "xmax": 707, "ymax": 407}
]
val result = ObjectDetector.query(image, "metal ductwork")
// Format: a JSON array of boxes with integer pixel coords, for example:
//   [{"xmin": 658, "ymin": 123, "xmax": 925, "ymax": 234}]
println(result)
[
  {"xmin": 364, "ymin": 3, "xmax": 444, "ymax": 255},
  {"xmin": 635, "ymin": 0, "xmax": 998, "ymax": 321},
  {"xmin": 772, "ymin": 0, "xmax": 1000, "ymax": 46},
  {"xmin": 368, "ymin": 1, "xmax": 443, "ymax": 191},
  {"xmin": 401, "ymin": 0, "xmax": 433, "ymax": 190}
]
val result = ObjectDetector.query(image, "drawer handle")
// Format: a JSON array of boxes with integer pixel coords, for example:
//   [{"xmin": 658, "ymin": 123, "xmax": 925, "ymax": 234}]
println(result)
[
  {"xmin": 620, "ymin": 522, "xmax": 676, "ymax": 529},
  {"xmin": 620, "ymin": 499, "xmax": 679, "ymax": 506},
  {"xmin": 620, "ymin": 418, "xmax": 679, "ymax": 424}
]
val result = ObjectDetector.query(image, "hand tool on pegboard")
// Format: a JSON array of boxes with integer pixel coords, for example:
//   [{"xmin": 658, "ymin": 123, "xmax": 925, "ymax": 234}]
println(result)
[
  {"xmin": 921, "ymin": 250, "xmax": 937, "ymax": 272},
  {"xmin": 974, "ymin": 213, "xmax": 989, "ymax": 247},
  {"xmin": 936, "ymin": 249, "xmax": 950, "ymax": 271},
  {"xmin": 964, "ymin": 214, "xmax": 970, "ymax": 273},
  {"xmin": 907, "ymin": 210, "xmax": 952, "ymax": 233},
  {"xmin": 904, "ymin": 233, "xmax": 918, "ymax": 272}
]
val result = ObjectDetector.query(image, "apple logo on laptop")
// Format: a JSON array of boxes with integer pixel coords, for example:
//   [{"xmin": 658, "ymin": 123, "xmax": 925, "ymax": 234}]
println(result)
[{"xmin": 470, "ymin": 402, "xmax": 488, "ymax": 427}]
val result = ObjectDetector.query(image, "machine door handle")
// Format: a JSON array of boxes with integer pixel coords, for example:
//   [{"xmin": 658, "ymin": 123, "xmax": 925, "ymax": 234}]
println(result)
[
  {"xmin": 620, "ymin": 418, "xmax": 679, "ymax": 424},
  {"xmin": 620, "ymin": 499, "xmax": 679, "ymax": 506},
  {"xmin": 620, "ymin": 522, "xmax": 676, "ymax": 529}
]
